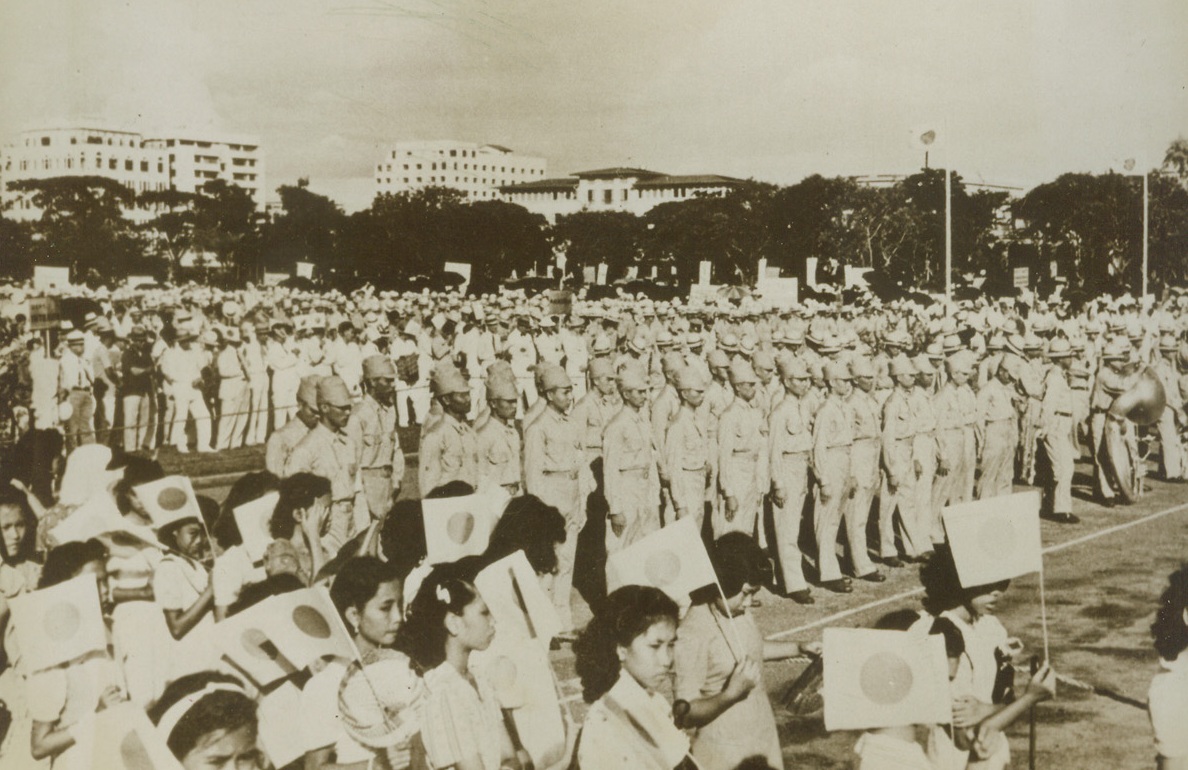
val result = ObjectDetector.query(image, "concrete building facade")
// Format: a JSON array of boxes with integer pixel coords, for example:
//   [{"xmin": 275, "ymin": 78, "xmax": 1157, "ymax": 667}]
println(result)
[{"xmin": 375, "ymin": 140, "xmax": 546, "ymax": 201}]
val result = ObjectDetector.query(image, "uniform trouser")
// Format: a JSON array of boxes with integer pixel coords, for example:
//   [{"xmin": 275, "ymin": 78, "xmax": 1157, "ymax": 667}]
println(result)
[
  {"xmin": 977, "ymin": 421, "xmax": 1016, "ymax": 500},
  {"xmin": 1157, "ymin": 408, "xmax": 1184, "ymax": 479},
  {"xmin": 122, "ymin": 393, "xmax": 152, "ymax": 451},
  {"xmin": 713, "ymin": 465, "xmax": 762, "ymax": 538},
  {"xmin": 913, "ymin": 451, "xmax": 939, "ymax": 546},
  {"xmin": 1019, "ymin": 400, "xmax": 1041, "ymax": 483},
  {"xmin": 64, "ymin": 390, "xmax": 95, "ymax": 450},
  {"xmin": 879, "ymin": 473, "xmax": 927, "ymax": 558},
  {"xmin": 605, "ymin": 506, "xmax": 655, "ymax": 555},
  {"xmin": 217, "ymin": 381, "xmax": 249, "ymax": 450},
  {"xmin": 515, "ymin": 375, "xmax": 538, "ymax": 416},
  {"xmin": 169, "ymin": 387, "xmax": 211, "ymax": 451},
  {"xmin": 360, "ymin": 467, "xmax": 395, "ymax": 523},
  {"xmin": 771, "ymin": 453, "xmax": 809, "ymax": 592},
  {"xmin": 813, "ymin": 481, "xmax": 848, "ymax": 583},
  {"xmin": 325, "ymin": 499, "xmax": 356, "ymax": 556},
  {"xmin": 670, "ymin": 472, "xmax": 709, "ymax": 533},
  {"xmin": 98, "ymin": 387, "xmax": 116, "ymax": 435},
  {"xmin": 403, "ymin": 384, "xmax": 431, "ymax": 426},
  {"xmin": 1041, "ymin": 419, "xmax": 1076, "ymax": 515},
  {"xmin": 848, "ymin": 440, "xmax": 880, "ymax": 577},
  {"xmin": 537, "ymin": 477, "xmax": 583, "ymax": 630},
  {"xmin": 245, "ymin": 377, "xmax": 269, "ymax": 445},
  {"xmin": 930, "ymin": 432, "xmax": 975, "ymax": 540},
  {"xmin": 1090, "ymin": 412, "xmax": 1114, "ymax": 499}
]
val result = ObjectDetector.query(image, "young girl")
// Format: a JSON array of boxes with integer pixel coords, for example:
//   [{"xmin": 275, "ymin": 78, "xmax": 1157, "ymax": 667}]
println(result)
[
  {"xmin": 267, "ymin": 473, "xmax": 333, "ymax": 585},
  {"xmin": 920, "ymin": 547, "xmax": 1054, "ymax": 769},
  {"xmin": 147, "ymin": 671, "xmax": 263, "ymax": 770},
  {"xmin": 573, "ymin": 585, "xmax": 691, "ymax": 770},
  {"xmin": 674, "ymin": 533, "xmax": 820, "ymax": 770},
  {"xmin": 28, "ymin": 539, "xmax": 126, "ymax": 770},
  {"xmin": 399, "ymin": 571, "xmax": 521, "ymax": 770},
  {"xmin": 308, "ymin": 555, "xmax": 426, "ymax": 770},
  {"xmin": 1149, "ymin": 565, "xmax": 1188, "ymax": 770},
  {"xmin": 0, "ymin": 487, "xmax": 43, "ymax": 767},
  {"xmin": 153, "ymin": 505, "xmax": 218, "ymax": 680}
]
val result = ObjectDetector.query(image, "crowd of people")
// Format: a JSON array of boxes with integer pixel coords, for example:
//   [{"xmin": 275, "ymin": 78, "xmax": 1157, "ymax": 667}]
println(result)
[{"xmin": 0, "ymin": 279, "xmax": 1186, "ymax": 770}]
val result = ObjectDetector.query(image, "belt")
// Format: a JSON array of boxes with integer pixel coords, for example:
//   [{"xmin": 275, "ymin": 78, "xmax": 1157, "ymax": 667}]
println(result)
[
  {"xmin": 1055, "ymin": 411, "xmax": 1072, "ymax": 418},
  {"xmin": 619, "ymin": 467, "xmax": 650, "ymax": 477},
  {"xmin": 361, "ymin": 465, "xmax": 393, "ymax": 472},
  {"xmin": 71, "ymin": 387, "xmax": 92, "ymax": 393},
  {"xmin": 781, "ymin": 449, "xmax": 809, "ymax": 456},
  {"xmin": 731, "ymin": 449, "xmax": 759, "ymax": 456},
  {"xmin": 543, "ymin": 469, "xmax": 579, "ymax": 479}
]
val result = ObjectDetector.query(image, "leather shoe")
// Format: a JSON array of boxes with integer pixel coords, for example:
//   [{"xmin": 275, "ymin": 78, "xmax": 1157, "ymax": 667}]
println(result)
[
  {"xmin": 1042, "ymin": 512, "xmax": 1080, "ymax": 524},
  {"xmin": 820, "ymin": 579, "xmax": 853, "ymax": 594},
  {"xmin": 787, "ymin": 589, "xmax": 815, "ymax": 605},
  {"xmin": 881, "ymin": 556, "xmax": 905, "ymax": 568},
  {"xmin": 857, "ymin": 571, "xmax": 886, "ymax": 583}
]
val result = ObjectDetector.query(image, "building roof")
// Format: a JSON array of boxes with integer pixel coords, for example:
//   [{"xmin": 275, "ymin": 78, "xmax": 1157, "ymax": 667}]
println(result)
[
  {"xmin": 634, "ymin": 174, "xmax": 745, "ymax": 189},
  {"xmin": 501, "ymin": 178, "xmax": 580, "ymax": 193},
  {"xmin": 482, "ymin": 144, "xmax": 515, "ymax": 154},
  {"xmin": 571, "ymin": 167, "xmax": 666, "ymax": 180}
]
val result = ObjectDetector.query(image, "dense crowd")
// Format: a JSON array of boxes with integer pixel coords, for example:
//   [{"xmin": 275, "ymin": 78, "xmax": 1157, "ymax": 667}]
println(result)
[{"xmin": 0, "ymin": 279, "xmax": 1186, "ymax": 770}]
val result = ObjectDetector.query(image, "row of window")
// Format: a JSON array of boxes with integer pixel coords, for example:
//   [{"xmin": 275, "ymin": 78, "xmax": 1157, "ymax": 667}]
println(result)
[
  {"xmin": 8, "ymin": 156, "xmax": 165, "ymax": 174},
  {"xmin": 377, "ymin": 161, "xmax": 541, "ymax": 175}
]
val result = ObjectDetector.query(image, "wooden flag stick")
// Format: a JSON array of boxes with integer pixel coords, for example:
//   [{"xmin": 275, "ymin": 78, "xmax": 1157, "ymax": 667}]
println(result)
[
  {"xmin": 712, "ymin": 579, "xmax": 747, "ymax": 663},
  {"xmin": 1037, "ymin": 558, "xmax": 1050, "ymax": 662}
]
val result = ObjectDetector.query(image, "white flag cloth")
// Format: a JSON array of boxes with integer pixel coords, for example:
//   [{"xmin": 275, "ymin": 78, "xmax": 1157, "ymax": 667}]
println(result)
[
  {"xmin": 133, "ymin": 475, "xmax": 202, "ymax": 530},
  {"xmin": 74, "ymin": 704, "xmax": 182, "ymax": 770},
  {"xmin": 10, "ymin": 572, "xmax": 108, "ymax": 672},
  {"xmin": 422, "ymin": 492, "xmax": 502, "ymax": 565},
  {"xmin": 472, "ymin": 635, "xmax": 567, "ymax": 769},
  {"xmin": 475, "ymin": 550, "xmax": 562, "ymax": 648},
  {"xmin": 259, "ymin": 585, "xmax": 358, "ymax": 670},
  {"xmin": 605, "ymin": 516, "xmax": 716, "ymax": 602},
  {"xmin": 50, "ymin": 493, "xmax": 162, "ymax": 550},
  {"xmin": 823, "ymin": 627, "xmax": 952, "ymax": 731},
  {"xmin": 942, "ymin": 490, "xmax": 1042, "ymax": 588},
  {"xmin": 257, "ymin": 680, "xmax": 307, "ymax": 769},
  {"xmin": 212, "ymin": 601, "xmax": 300, "ymax": 688},
  {"xmin": 233, "ymin": 491, "xmax": 279, "ymax": 562}
]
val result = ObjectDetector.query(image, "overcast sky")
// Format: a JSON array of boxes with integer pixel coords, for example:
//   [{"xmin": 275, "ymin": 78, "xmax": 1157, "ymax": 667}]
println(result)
[{"xmin": 2, "ymin": 0, "xmax": 1186, "ymax": 210}]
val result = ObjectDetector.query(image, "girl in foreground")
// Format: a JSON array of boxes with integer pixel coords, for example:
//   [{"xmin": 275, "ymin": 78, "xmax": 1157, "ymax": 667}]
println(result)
[
  {"xmin": 1149, "ymin": 565, "xmax": 1188, "ymax": 770},
  {"xmin": 399, "ymin": 571, "xmax": 521, "ymax": 770},
  {"xmin": 573, "ymin": 585, "xmax": 691, "ymax": 770},
  {"xmin": 148, "ymin": 671, "xmax": 262, "ymax": 770}
]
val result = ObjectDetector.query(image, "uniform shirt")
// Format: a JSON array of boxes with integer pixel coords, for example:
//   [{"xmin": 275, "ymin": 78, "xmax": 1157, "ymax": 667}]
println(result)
[
  {"xmin": 933, "ymin": 381, "xmax": 977, "ymax": 460},
  {"xmin": 58, "ymin": 348, "xmax": 94, "ymax": 393},
  {"xmin": 716, "ymin": 396, "xmax": 768, "ymax": 501},
  {"xmin": 1040, "ymin": 365, "xmax": 1075, "ymax": 433},
  {"xmin": 650, "ymin": 384, "xmax": 680, "ymax": 481},
  {"xmin": 570, "ymin": 391, "xmax": 621, "ymax": 459},
  {"xmin": 602, "ymin": 405, "xmax": 658, "ymax": 518},
  {"xmin": 418, "ymin": 411, "xmax": 478, "ymax": 495},
  {"xmin": 768, "ymin": 393, "xmax": 813, "ymax": 498},
  {"xmin": 265, "ymin": 337, "xmax": 299, "ymax": 379},
  {"xmin": 265, "ymin": 417, "xmax": 310, "ymax": 477},
  {"xmin": 664, "ymin": 405, "xmax": 713, "ymax": 513},
  {"xmin": 349, "ymin": 394, "xmax": 403, "ymax": 471},
  {"xmin": 524, "ymin": 405, "xmax": 583, "ymax": 516},
  {"xmin": 476, "ymin": 415, "xmax": 522, "ymax": 492},
  {"xmin": 159, "ymin": 345, "xmax": 205, "ymax": 389},
  {"xmin": 285, "ymin": 422, "xmax": 359, "ymax": 504},
  {"xmin": 881, "ymin": 388, "xmax": 916, "ymax": 487},
  {"xmin": 812, "ymin": 393, "xmax": 853, "ymax": 492}
]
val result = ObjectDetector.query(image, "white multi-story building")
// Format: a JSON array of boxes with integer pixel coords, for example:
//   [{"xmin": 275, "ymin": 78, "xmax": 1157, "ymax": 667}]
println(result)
[
  {"xmin": 499, "ymin": 167, "xmax": 745, "ymax": 222},
  {"xmin": 375, "ymin": 140, "xmax": 547, "ymax": 201},
  {"xmin": 0, "ymin": 126, "xmax": 265, "ymax": 221}
]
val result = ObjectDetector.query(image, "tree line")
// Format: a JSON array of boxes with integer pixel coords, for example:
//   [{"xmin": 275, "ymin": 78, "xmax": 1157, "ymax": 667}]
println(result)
[{"xmin": 4, "ymin": 140, "xmax": 1188, "ymax": 297}]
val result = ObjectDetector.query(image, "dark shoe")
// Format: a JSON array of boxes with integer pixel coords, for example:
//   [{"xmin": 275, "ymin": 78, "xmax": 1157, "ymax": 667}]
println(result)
[
  {"xmin": 1042, "ymin": 512, "xmax": 1080, "ymax": 524},
  {"xmin": 857, "ymin": 570, "xmax": 886, "ymax": 583},
  {"xmin": 881, "ymin": 556, "xmax": 905, "ymax": 568},
  {"xmin": 787, "ymin": 589, "xmax": 815, "ymax": 605},
  {"xmin": 1097, "ymin": 496, "xmax": 1116, "ymax": 508},
  {"xmin": 820, "ymin": 579, "xmax": 853, "ymax": 594}
]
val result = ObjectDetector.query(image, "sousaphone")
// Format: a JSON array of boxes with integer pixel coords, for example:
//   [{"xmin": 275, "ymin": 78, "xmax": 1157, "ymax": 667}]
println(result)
[{"xmin": 1101, "ymin": 366, "xmax": 1167, "ymax": 503}]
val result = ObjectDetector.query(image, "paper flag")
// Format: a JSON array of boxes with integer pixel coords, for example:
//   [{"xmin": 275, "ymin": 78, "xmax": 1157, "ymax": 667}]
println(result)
[
  {"xmin": 212, "ymin": 602, "xmax": 300, "ymax": 688},
  {"xmin": 473, "ymin": 635, "xmax": 567, "ymax": 769},
  {"xmin": 10, "ymin": 572, "xmax": 108, "ymax": 672},
  {"xmin": 942, "ymin": 490, "xmax": 1043, "ymax": 588},
  {"xmin": 133, "ymin": 475, "xmax": 202, "ymax": 530},
  {"xmin": 76, "ymin": 704, "xmax": 183, "ymax": 770},
  {"xmin": 257, "ymin": 679, "xmax": 307, "ymax": 769},
  {"xmin": 823, "ymin": 627, "xmax": 952, "ymax": 731},
  {"xmin": 605, "ymin": 516, "xmax": 716, "ymax": 601},
  {"xmin": 233, "ymin": 491, "xmax": 279, "ymax": 562},
  {"xmin": 475, "ymin": 550, "xmax": 562, "ymax": 648},
  {"xmin": 260, "ymin": 586, "xmax": 358, "ymax": 670},
  {"xmin": 50, "ymin": 493, "xmax": 162, "ymax": 550},
  {"xmin": 422, "ymin": 492, "xmax": 501, "ymax": 565}
]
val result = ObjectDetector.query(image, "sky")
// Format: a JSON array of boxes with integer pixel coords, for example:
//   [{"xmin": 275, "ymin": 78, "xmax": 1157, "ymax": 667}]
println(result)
[{"xmin": 2, "ymin": 0, "xmax": 1187, "ymax": 211}]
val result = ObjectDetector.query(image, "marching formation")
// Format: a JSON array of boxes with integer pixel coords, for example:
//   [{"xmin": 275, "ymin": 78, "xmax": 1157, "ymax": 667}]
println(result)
[{"xmin": 0, "ymin": 280, "xmax": 1186, "ymax": 770}]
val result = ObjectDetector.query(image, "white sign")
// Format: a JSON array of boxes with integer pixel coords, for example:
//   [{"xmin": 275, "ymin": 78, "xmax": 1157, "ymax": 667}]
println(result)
[
  {"xmin": 125, "ymin": 275, "xmax": 155, "ymax": 288},
  {"xmin": 295, "ymin": 261, "xmax": 314, "ymax": 279},
  {"xmin": 804, "ymin": 257, "xmax": 819, "ymax": 288},
  {"xmin": 596, "ymin": 262, "xmax": 609, "ymax": 285},
  {"xmin": 698, "ymin": 261, "xmax": 712, "ymax": 286},
  {"xmin": 263, "ymin": 272, "xmax": 289, "ymax": 286},
  {"xmin": 756, "ymin": 277, "xmax": 799, "ymax": 309},
  {"xmin": 33, "ymin": 265, "xmax": 71, "ymax": 290},
  {"xmin": 444, "ymin": 261, "xmax": 472, "ymax": 293},
  {"xmin": 1013, "ymin": 267, "xmax": 1030, "ymax": 289},
  {"xmin": 845, "ymin": 266, "xmax": 873, "ymax": 288}
]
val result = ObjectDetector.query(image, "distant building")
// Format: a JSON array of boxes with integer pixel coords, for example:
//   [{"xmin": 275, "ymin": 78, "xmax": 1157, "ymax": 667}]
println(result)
[
  {"xmin": 0, "ymin": 125, "xmax": 265, "ymax": 221},
  {"xmin": 500, "ymin": 167, "xmax": 745, "ymax": 222},
  {"xmin": 375, "ymin": 140, "xmax": 547, "ymax": 201}
]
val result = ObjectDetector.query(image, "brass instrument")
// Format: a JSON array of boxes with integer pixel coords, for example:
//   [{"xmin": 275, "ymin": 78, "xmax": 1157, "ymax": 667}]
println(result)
[{"xmin": 1102, "ymin": 365, "xmax": 1167, "ymax": 503}]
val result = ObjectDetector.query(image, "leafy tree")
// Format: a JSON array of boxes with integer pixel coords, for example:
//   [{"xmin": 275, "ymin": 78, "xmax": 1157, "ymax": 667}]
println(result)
[
  {"xmin": 1163, "ymin": 137, "xmax": 1188, "ymax": 183},
  {"xmin": 0, "ymin": 218, "xmax": 33, "ymax": 282},
  {"xmin": 191, "ymin": 179, "xmax": 262, "ymax": 283},
  {"xmin": 4, "ymin": 176, "xmax": 143, "ymax": 285},
  {"xmin": 550, "ymin": 210, "xmax": 644, "ymax": 283},
  {"xmin": 138, "ymin": 189, "xmax": 199, "ymax": 282},
  {"xmin": 456, "ymin": 200, "xmax": 552, "ymax": 294},
  {"xmin": 263, "ymin": 183, "xmax": 345, "ymax": 274}
]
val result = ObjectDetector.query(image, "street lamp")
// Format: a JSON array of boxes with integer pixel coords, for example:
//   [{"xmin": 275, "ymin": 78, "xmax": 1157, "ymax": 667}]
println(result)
[{"xmin": 1121, "ymin": 158, "xmax": 1149, "ymax": 298}]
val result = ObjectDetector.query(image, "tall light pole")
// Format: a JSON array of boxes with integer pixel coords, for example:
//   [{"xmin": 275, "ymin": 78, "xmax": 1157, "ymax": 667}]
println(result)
[
  {"xmin": 1142, "ymin": 171, "xmax": 1149, "ymax": 298},
  {"xmin": 945, "ymin": 168, "xmax": 952, "ymax": 304}
]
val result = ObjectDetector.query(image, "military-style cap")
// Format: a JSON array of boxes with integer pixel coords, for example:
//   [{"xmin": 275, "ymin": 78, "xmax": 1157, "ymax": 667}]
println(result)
[
  {"xmin": 297, "ymin": 375, "xmax": 322, "ymax": 407},
  {"xmin": 674, "ymin": 366, "xmax": 706, "ymax": 391},
  {"xmin": 486, "ymin": 376, "xmax": 518, "ymax": 401},
  {"xmin": 946, "ymin": 349, "xmax": 977, "ymax": 372},
  {"xmin": 728, "ymin": 359, "xmax": 758, "ymax": 385},
  {"xmin": 588, "ymin": 357, "xmax": 615, "ymax": 379},
  {"xmin": 432, "ymin": 365, "xmax": 470, "ymax": 396},
  {"xmin": 1046, "ymin": 338, "xmax": 1073, "ymax": 359},
  {"xmin": 317, "ymin": 376, "xmax": 353, "ymax": 407},
  {"xmin": 850, "ymin": 357, "xmax": 876, "ymax": 379},
  {"xmin": 617, "ymin": 364, "xmax": 649, "ymax": 390},
  {"xmin": 65, "ymin": 329, "xmax": 85, "ymax": 343},
  {"xmin": 777, "ymin": 356, "xmax": 810, "ymax": 379},
  {"xmin": 1102, "ymin": 338, "xmax": 1131, "ymax": 361},
  {"xmin": 661, "ymin": 350, "xmax": 685, "ymax": 374},
  {"xmin": 824, "ymin": 361, "xmax": 851, "ymax": 381},
  {"xmin": 913, "ymin": 355, "xmax": 936, "ymax": 375},
  {"xmin": 707, "ymin": 349, "xmax": 730, "ymax": 368},
  {"xmin": 539, "ymin": 364, "xmax": 572, "ymax": 391},
  {"xmin": 889, "ymin": 354, "xmax": 916, "ymax": 378},
  {"xmin": 363, "ymin": 354, "xmax": 397, "ymax": 379}
]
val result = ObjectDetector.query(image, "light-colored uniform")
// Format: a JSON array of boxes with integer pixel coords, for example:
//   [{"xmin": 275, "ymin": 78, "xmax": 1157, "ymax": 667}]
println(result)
[
  {"xmin": 976, "ymin": 378, "xmax": 1018, "ymax": 500},
  {"xmin": 476, "ymin": 415, "xmax": 522, "ymax": 496},
  {"xmin": 348, "ymin": 394, "xmax": 404, "ymax": 526},
  {"xmin": 284, "ymin": 422, "xmax": 359, "ymax": 553},
  {"xmin": 265, "ymin": 417, "xmax": 309, "ymax": 477},
  {"xmin": 241, "ymin": 335, "xmax": 270, "ymax": 445},
  {"xmin": 160, "ymin": 344, "xmax": 211, "ymax": 452},
  {"xmin": 266, "ymin": 337, "xmax": 301, "ymax": 429},
  {"xmin": 908, "ymin": 388, "xmax": 940, "ymax": 547},
  {"xmin": 812, "ymin": 393, "xmax": 854, "ymax": 583},
  {"xmin": 846, "ymin": 387, "xmax": 881, "ymax": 578},
  {"xmin": 215, "ymin": 345, "xmax": 249, "ymax": 450},
  {"xmin": 768, "ymin": 392, "xmax": 813, "ymax": 592},
  {"xmin": 1039, "ymin": 365, "xmax": 1077, "ymax": 516},
  {"xmin": 879, "ymin": 388, "xmax": 927, "ymax": 559},
  {"xmin": 664, "ymin": 404, "xmax": 713, "ymax": 531},
  {"xmin": 715, "ymin": 396, "xmax": 767, "ymax": 538},
  {"xmin": 602, "ymin": 405, "xmax": 660, "ymax": 552},
  {"xmin": 932, "ymin": 380, "xmax": 978, "ymax": 515},
  {"xmin": 418, "ymin": 412, "xmax": 478, "ymax": 496},
  {"xmin": 1153, "ymin": 356, "xmax": 1185, "ymax": 480}
]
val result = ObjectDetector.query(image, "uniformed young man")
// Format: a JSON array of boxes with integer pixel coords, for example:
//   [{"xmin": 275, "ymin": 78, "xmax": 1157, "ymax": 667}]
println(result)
[
  {"xmin": 768, "ymin": 356, "xmax": 815, "ymax": 603},
  {"xmin": 349, "ymin": 355, "xmax": 405, "ymax": 529},
  {"xmin": 476, "ymin": 373, "xmax": 523, "ymax": 496},
  {"xmin": 603, "ymin": 364, "xmax": 661, "ymax": 553},
  {"xmin": 418, "ymin": 365, "xmax": 478, "ymax": 496},
  {"xmin": 265, "ymin": 374, "xmax": 321, "ymax": 477}
]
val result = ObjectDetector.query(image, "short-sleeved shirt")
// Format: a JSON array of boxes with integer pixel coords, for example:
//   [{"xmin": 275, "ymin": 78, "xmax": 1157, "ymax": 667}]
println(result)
[
  {"xmin": 211, "ymin": 545, "xmax": 266, "ymax": 610},
  {"xmin": 853, "ymin": 732, "xmax": 935, "ymax": 770},
  {"xmin": 421, "ymin": 661, "xmax": 504, "ymax": 770},
  {"xmin": 27, "ymin": 656, "xmax": 123, "ymax": 770},
  {"xmin": 1149, "ymin": 653, "xmax": 1188, "ymax": 759}
]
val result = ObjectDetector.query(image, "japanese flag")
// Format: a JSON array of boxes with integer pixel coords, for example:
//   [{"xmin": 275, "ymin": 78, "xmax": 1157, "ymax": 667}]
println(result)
[
  {"xmin": 943, "ymin": 490, "xmax": 1042, "ymax": 588},
  {"xmin": 475, "ymin": 550, "xmax": 562, "ymax": 648},
  {"xmin": 257, "ymin": 680, "xmax": 307, "ymax": 769},
  {"xmin": 10, "ymin": 573, "xmax": 108, "ymax": 673},
  {"xmin": 823, "ymin": 627, "xmax": 952, "ymax": 731},
  {"xmin": 472, "ymin": 635, "xmax": 567, "ymax": 769},
  {"xmin": 213, "ymin": 602, "xmax": 300, "ymax": 688},
  {"xmin": 50, "ymin": 493, "xmax": 162, "ymax": 551},
  {"xmin": 260, "ymin": 586, "xmax": 359, "ymax": 670},
  {"xmin": 605, "ymin": 516, "xmax": 716, "ymax": 602},
  {"xmin": 422, "ymin": 492, "xmax": 501, "ymax": 565},
  {"xmin": 133, "ymin": 475, "xmax": 202, "ymax": 530},
  {"xmin": 75, "ymin": 704, "xmax": 182, "ymax": 770},
  {"xmin": 233, "ymin": 491, "xmax": 279, "ymax": 562}
]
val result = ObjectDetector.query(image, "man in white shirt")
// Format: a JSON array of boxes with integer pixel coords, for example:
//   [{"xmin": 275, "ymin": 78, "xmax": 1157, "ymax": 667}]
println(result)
[
  {"xmin": 160, "ymin": 330, "xmax": 213, "ymax": 453},
  {"xmin": 57, "ymin": 329, "xmax": 95, "ymax": 450}
]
